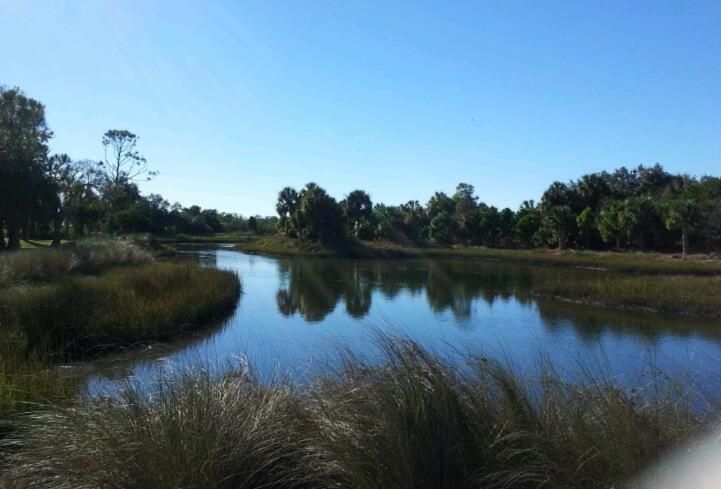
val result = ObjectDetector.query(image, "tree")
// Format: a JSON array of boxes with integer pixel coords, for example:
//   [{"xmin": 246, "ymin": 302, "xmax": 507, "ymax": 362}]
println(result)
[
  {"xmin": 0, "ymin": 87, "xmax": 53, "ymax": 249},
  {"xmin": 248, "ymin": 216, "xmax": 258, "ymax": 234},
  {"xmin": 452, "ymin": 183, "xmax": 479, "ymax": 242},
  {"xmin": 294, "ymin": 183, "xmax": 344, "ymax": 244},
  {"xmin": 429, "ymin": 212, "xmax": 454, "ymax": 244},
  {"xmin": 276, "ymin": 186, "xmax": 299, "ymax": 237},
  {"xmin": 515, "ymin": 200, "xmax": 541, "ymax": 248},
  {"xmin": 497, "ymin": 208, "xmax": 516, "ymax": 247},
  {"xmin": 544, "ymin": 205, "xmax": 575, "ymax": 250},
  {"xmin": 101, "ymin": 130, "xmax": 156, "ymax": 186},
  {"xmin": 662, "ymin": 198, "xmax": 701, "ymax": 255},
  {"xmin": 426, "ymin": 192, "xmax": 455, "ymax": 219},
  {"xmin": 45, "ymin": 154, "xmax": 82, "ymax": 246},
  {"xmin": 399, "ymin": 200, "xmax": 428, "ymax": 242},
  {"xmin": 64, "ymin": 159, "xmax": 104, "ymax": 236},
  {"xmin": 341, "ymin": 190, "xmax": 373, "ymax": 239}
]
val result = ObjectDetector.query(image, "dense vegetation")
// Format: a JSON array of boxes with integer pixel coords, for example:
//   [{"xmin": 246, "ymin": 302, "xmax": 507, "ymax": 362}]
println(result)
[
  {"xmin": 275, "ymin": 169, "xmax": 721, "ymax": 254},
  {"xmin": 4, "ymin": 85, "xmax": 720, "ymax": 256},
  {"xmin": 0, "ymin": 86, "xmax": 274, "ymax": 250},
  {"xmin": 0, "ymin": 238, "xmax": 241, "ymax": 416},
  {"xmin": 1, "ymin": 337, "xmax": 708, "ymax": 488}
]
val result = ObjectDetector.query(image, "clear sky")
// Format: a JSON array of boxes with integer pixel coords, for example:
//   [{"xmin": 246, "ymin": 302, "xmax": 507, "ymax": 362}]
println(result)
[{"xmin": 2, "ymin": 1, "xmax": 720, "ymax": 216}]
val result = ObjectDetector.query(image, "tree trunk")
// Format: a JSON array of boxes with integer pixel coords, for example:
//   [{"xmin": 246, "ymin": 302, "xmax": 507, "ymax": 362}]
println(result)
[
  {"xmin": 681, "ymin": 226, "xmax": 689, "ymax": 255},
  {"xmin": 51, "ymin": 214, "xmax": 62, "ymax": 247},
  {"xmin": 558, "ymin": 233, "xmax": 566, "ymax": 250},
  {"xmin": 21, "ymin": 219, "xmax": 32, "ymax": 241},
  {"xmin": 0, "ymin": 219, "xmax": 6, "ymax": 250},
  {"xmin": 7, "ymin": 218, "xmax": 21, "ymax": 250}
]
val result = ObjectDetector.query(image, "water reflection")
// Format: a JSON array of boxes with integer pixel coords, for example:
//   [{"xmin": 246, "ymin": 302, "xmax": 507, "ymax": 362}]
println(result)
[
  {"xmin": 83, "ymin": 248, "xmax": 721, "ymax": 397},
  {"xmin": 273, "ymin": 257, "xmax": 721, "ymax": 342}
]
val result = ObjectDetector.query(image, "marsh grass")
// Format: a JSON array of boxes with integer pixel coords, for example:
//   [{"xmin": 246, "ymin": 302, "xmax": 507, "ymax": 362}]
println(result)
[
  {"xmin": 530, "ymin": 273, "xmax": 721, "ymax": 317},
  {"xmin": 0, "ymin": 262, "xmax": 240, "ymax": 359},
  {"xmin": 233, "ymin": 235, "xmax": 721, "ymax": 276},
  {"xmin": 0, "ymin": 237, "xmax": 151, "ymax": 287},
  {"xmin": 0, "ymin": 242, "xmax": 241, "ymax": 419},
  {"xmin": 1, "ymin": 338, "xmax": 710, "ymax": 489}
]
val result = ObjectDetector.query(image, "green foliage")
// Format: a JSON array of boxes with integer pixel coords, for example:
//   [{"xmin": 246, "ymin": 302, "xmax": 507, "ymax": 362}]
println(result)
[
  {"xmin": 543, "ymin": 205, "xmax": 576, "ymax": 249},
  {"xmin": 3, "ymin": 86, "xmax": 721, "ymax": 254},
  {"xmin": 341, "ymin": 190, "xmax": 374, "ymax": 239},
  {"xmin": 429, "ymin": 212, "xmax": 454, "ymax": 244}
]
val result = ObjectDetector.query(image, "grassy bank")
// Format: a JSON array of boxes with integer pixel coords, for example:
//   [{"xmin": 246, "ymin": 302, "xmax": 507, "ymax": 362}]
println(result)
[
  {"xmin": 0, "ymin": 262, "xmax": 240, "ymax": 358},
  {"xmin": 0, "ymin": 237, "xmax": 152, "ymax": 287},
  {"xmin": 1, "ymin": 338, "xmax": 709, "ymax": 488},
  {"xmin": 531, "ymin": 273, "xmax": 721, "ymax": 318},
  {"xmin": 0, "ymin": 240, "xmax": 241, "ymax": 416},
  {"xmin": 232, "ymin": 236, "xmax": 721, "ymax": 318},
  {"xmin": 233, "ymin": 235, "xmax": 721, "ymax": 276}
]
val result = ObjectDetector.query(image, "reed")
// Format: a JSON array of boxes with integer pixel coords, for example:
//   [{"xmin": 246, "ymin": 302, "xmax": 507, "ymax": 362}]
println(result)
[{"xmin": 1, "ymin": 338, "xmax": 709, "ymax": 489}]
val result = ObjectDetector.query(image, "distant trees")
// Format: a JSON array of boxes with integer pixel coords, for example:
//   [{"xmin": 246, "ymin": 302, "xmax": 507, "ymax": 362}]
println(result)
[
  {"xmin": 1, "ymin": 87, "xmax": 272, "ymax": 248},
  {"xmin": 276, "ymin": 183, "xmax": 344, "ymax": 244},
  {"xmin": 4, "ymin": 86, "xmax": 720, "ymax": 254},
  {"xmin": 0, "ymin": 87, "xmax": 53, "ymax": 249},
  {"xmin": 275, "ymin": 164, "xmax": 721, "ymax": 254},
  {"xmin": 340, "ymin": 190, "xmax": 373, "ymax": 239}
]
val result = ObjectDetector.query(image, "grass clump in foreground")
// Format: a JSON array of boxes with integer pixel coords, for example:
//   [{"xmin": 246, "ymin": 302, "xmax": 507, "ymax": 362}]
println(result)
[{"xmin": 1, "ymin": 338, "xmax": 710, "ymax": 489}]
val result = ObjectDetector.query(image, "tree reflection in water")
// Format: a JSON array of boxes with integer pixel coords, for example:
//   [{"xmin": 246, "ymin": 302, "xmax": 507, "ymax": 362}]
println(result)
[{"xmin": 274, "ymin": 257, "xmax": 721, "ymax": 342}]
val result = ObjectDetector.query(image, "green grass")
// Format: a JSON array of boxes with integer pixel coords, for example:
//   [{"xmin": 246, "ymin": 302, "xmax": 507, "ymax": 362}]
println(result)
[
  {"xmin": 0, "ymin": 241, "xmax": 241, "ymax": 419},
  {"xmin": 0, "ymin": 337, "xmax": 707, "ymax": 489},
  {"xmin": 233, "ymin": 235, "xmax": 721, "ymax": 275},
  {"xmin": 18, "ymin": 239, "xmax": 72, "ymax": 249},
  {"xmin": 0, "ymin": 262, "xmax": 240, "ymax": 359},
  {"xmin": 0, "ymin": 237, "xmax": 152, "ymax": 287},
  {"xmin": 531, "ymin": 273, "xmax": 721, "ymax": 317}
]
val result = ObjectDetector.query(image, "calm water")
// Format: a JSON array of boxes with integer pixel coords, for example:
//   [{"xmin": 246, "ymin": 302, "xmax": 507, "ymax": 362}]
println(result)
[{"xmin": 84, "ymin": 245, "xmax": 721, "ymax": 395}]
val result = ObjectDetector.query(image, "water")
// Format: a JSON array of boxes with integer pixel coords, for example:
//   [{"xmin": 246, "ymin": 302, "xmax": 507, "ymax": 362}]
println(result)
[{"xmin": 84, "ymin": 245, "xmax": 721, "ymax": 395}]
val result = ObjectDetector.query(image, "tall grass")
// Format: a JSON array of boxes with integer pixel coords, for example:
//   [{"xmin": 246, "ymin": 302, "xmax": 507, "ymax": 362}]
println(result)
[
  {"xmin": 1, "ymin": 338, "xmax": 710, "ymax": 488},
  {"xmin": 233, "ymin": 235, "xmax": 721, "ymax": 276},
  {"xmin": 0, "ymin": 242, "xmax": 241, "ymax": 419},
  {"xmin": 530, "ymin": 273, "xmax": 721, "ymax": 317},
  {"xmin": 0, "ymin": 237, "xmax": 151, "ymax": 287},
  {"xmin": 0, "ymin": 262, "xmax": 240, "ymax": 359}
]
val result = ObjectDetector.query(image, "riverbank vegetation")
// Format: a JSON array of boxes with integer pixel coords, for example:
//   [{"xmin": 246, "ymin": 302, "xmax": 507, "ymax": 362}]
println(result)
[
  {"xmin": 0, "ymin": 238, "xmax": 241, "ymax": 417},
  {"xmin": 1, "ymin": 338, "xmax": 711, "ymax": 488},
  {"xmin": 4, "ymin": 85, "xmax": 721, "ymax": 257},
  {"xmin": 234, "ymin": 236, "xmax": 721, "ymax": 318},
  {"xmin": 234, "ymin": 235, "xmax": 721, "ymax": 275},
  {"xmin": 274, "ymin": 168, "xmax": 721, "ymax": 255}
]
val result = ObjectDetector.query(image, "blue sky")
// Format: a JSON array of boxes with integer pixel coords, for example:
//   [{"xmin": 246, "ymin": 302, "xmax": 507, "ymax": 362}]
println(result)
[{"xmin": 2, "ymin": 1, "xmax": 720, "ymax": 216}]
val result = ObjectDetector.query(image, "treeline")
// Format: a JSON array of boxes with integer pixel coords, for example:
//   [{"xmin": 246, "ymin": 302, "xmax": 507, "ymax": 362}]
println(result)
[
  {"xmin": 0, "ymin": 86, "xmax": 273, "ymax": 250},
  {"xmin": 277, "ymin": 166, "xmax": 721, "ymax": 254}
]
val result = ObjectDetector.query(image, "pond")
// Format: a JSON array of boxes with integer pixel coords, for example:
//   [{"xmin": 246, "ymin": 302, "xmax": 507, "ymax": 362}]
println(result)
[{"xmin": 84, "ymin": 245, "xmax": 721, "ymax": 396}]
